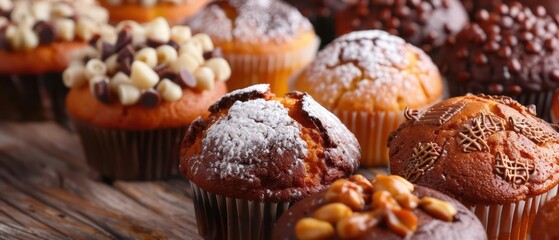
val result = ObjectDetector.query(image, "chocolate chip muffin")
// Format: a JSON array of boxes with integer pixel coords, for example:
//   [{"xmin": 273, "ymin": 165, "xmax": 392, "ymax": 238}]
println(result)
[
  {"xmin": 438, "ymin": 2, "xmax": 559, "ymax": 121},
  {"xmin": 335, "ymin": 0, "xmax": 468, "ymax": 54},
  {"xmin": 181, "ymin": 84, "xmax": 360, "ymax": 239},
  {"xmin": 389, "ymin": 94, "xmax": 559, "ymax": 240},
  {"xmin": 273, "ymin": 175, "xmax": 487, "ymax": 240}
]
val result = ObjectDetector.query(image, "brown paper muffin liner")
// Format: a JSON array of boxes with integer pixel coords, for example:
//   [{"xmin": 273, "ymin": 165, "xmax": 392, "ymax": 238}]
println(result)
[
  {"xmin": 0, "ymin": 73, "xmax": 69, "ymax": 127},
  {"xmin": 448, "ymin": 85, "xmax": 555, "ymax": 122},
  {"xmin": 190, "ymin": 182, "xmax": 291, "ymax": 240},
  {"xmin": 73, "ymin": 120, "xmax": 187, "ymax": 180},
  {"xmin": 223, "ymin": 38, "xmax": 319, "ymax": 96},
  {"xmin": 470, "ymin": 184, "xmax": 559, "ymax": 240},
  {"xmin": 330, "ymin": 109, "xmax": 408, "ymax": 167}
]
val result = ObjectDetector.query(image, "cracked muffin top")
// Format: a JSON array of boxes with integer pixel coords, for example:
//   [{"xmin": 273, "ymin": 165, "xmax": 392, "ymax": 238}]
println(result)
[
  {"xmin": 293, "ymin": 30, "xmax": 443, "ymax": 112},
  {"xmin": 388, "ymin": 94, "xmax": 559, "ymax": 205},
  {"xmin": 180, "ymin": 84, "xmax": 361, "ymax": 202}
]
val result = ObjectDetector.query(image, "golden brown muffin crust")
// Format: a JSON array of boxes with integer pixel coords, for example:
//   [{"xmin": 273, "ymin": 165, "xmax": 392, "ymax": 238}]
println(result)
[
  {"xmin": 0, "ymin": 42, "xmax": 86, "ymax": 74},
  {"xmin": 99, "ymin": 0, "xmax": 210, "ymax": 24},
  {"xmin": 389, "ymin": 95, "xmax": 559, "ymax": 204}
]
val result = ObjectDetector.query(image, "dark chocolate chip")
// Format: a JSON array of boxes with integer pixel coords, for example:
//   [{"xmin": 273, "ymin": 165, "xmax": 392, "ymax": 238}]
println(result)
[
  {"xmin": 203, "ymin": 48, "xmax": 223, "ymax": 60},
  {"xmin": 507, "ymin": 85, "xmax": 522, "ymax": 95},
  {"xmin": 176, "ymin": 69, "xmax": 197, "ymax": 88},
  {"xmin": 147, "ymin": 38, "xmax": 165, "ymax": 48},
  {"xmin": 139, "ymin": 89, "xmax": 161, "ymax": 108},
  {"xmin": 88, "ymin": 34, "xmax": 101, "ymax": 47},
  {"xmin": 0, "ymin": 27, "xmax": 8, "ymax": 50},
  {"xmin": 474, "ymin": 53, "xmax": 487, "ymax": 65},
  {"xmin": 476, "ymin": 9, "xmax": 489, "ymax": 21},
  {"xmin": 117, "ymin": 45, "xmax": 135, "ymax": 63},
  {"xmin": 167, "ymin": 40, "xmax": 180, "ymax": 50},
  {"xmin": 484, "ymin": 41, "xmax": 499, "ymax": 53},
  {"xmin": 550, "ymin": 69, "xmax": 559, "ymax": 82},
  {"xmin": 100, "ymin": 41, "xmax": 115, "ymax": 60},
  {"xmin": 93, "ymin": 78, "xmax": 112, "ymax": 104},
  {"xmin": 119, "ymin": 58, "xmax": 132, "ymax": 75},
  {"xmin": 526, "ymin": 42, "xmax": 542, "ymax": 54},
  {"xmin": 456, "ymin": 48, "xmax": 469, "ymax": 59},
  {"xmin": 545, "ymin": 38, "xmax": 559, "ymax": 50},
  {"xmin": 508, "ymin": 59, "xmax": 521, "ymax": 73},
  {"xmin": 115, "ymin": 29, "xmax": 132, "ymax": 52},
  {"xmin": 33, "ymin": 21, "xmax": 56, "ymax": 45},
  {"xmin": 498, "ymin": 46, "xmax": 512, "ymax": 58},
  {"xmin": 488, "ymin": 83, "xmax": 504, "ymax": 94},
  {"xmin": 501, "ymin": 16, "xmax": 514, "ymax": 28}
]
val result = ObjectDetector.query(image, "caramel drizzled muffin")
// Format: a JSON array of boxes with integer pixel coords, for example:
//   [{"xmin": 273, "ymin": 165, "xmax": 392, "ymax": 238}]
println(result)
[
  {"xmin": 439, "ymin": 2, "xmax": 559, "ymax": 120},
  {"xmin": 335, "ymin": 0, "xmax": 468, "ymax": 54},
  {"xmin": 294, "ymin": 30, "xmax": 443, "ymax": 167},
  {"xmin": 99, "ymin": 0, "xmax": 210, "ymax": 25},
  {"xmin": 65, "ymin": 17, "xmax": 231, "ymax": 180},
  {"xmin": 181, "ymin": 84, "xmax": 360, "ymax": 239},
  {"xmin": 273, "ymin": 175, "xmax": 486, "ymax": 240},
  {"xmin": 187, "ymin": 0, "xmax": 319, "ymax": 95},
  {"xmin": 0, "ymin": 0, "xmax": 108, "ymax": 123},
  {"xmin": 389, "ymin": 95, "xmax": 559, "ymax": 240}
]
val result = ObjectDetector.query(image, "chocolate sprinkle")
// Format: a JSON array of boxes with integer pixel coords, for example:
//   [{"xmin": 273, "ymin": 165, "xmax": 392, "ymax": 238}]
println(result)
[
  {"xmin": 139, "ymin": 89, "xmax": 161, "ymax": 108},
  {"xmin": 115, "ymin": 29, "xmax": 132, "ymax": 52},
  {"xmin": 93, "ymin": 78, "xmax": 112, "ymax": 104},
  {"xmin": 176, "ymin": 69, "xmax": 197, "ymax": 88}
]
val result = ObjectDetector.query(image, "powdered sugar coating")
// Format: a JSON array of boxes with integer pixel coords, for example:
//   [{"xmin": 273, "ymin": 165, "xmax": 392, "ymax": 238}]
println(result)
[
  {"xmin": 223, "ymin": 83, "xmax": 270, "ymax": 98},
  {"xmin": 188, "ymin": 0, "xmax": 313, "ymax": 44},
  {"xmin": 198, "ymin": 98, "xmax": 308, "ymax": 198},
  {"xmin": 294, "ymin": 30, "xmax": 442, "ymax": 111}
]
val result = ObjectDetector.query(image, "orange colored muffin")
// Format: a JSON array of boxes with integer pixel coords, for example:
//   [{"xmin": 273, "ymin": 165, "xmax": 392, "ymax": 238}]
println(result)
[
  {"xmin": 181, "ymin": 84, "xmax": 360, "ymax": 239},
  {"xmin": 99, "ymin": 0, "xmax": 210, "ymax": 25},
  {"xmin": 294, "ymin": 30, "xmax": 443, "ymax": 167},
  {"xmin": 0, "ymin": 0, "xmax": 108, "ymax": 123},
  {"xmin": 188, "ymin": 0, "xmax": 320, "ymax": 95},
  {"xmin": 65, "ymin": 17, "xmax": 231, "ymax": 180},
  {"xmin": 531, "ymin": 194, "xmax": 559, "ymax": 240},
  {"xmin": 389, "ymin": 94, "xmax": 559, "ymax": 240}
]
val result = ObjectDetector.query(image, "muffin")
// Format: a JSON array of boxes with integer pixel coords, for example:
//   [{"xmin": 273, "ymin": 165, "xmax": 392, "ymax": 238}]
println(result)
[
  {"xmin": 552, "ymin": 91, "xmax": 559, "ymax": 123},
  {"xmin": 335, "ymin": 0, "xmax": 468, "ymax": 54},
  {"xmin": 187, "ymin": 0, "xmax": 320, "ymax": 95},
  {"xmin": 389, "ymin": 94, "xmax": 559, "ymax": 240},
  {"xmin": 462, "ymin": 0, "xmax": 559, "ymax": 17},
  {"xmin": 293, "ymin": 30, "xmax": 443, "ymax": 167},
  {"xmin": 438, "ymin": 2, "xmax": 559, "ymax": 121},
  {"xmin": 99, "ymin": 0, "xmax": 209, "ymax": 25},
  {"xmin": 180, "ymin": 84, "xmax": 360, "ymax": 239},
  {"xmin": 0, "ymin": 0, "xmax": 108, "ymax": 125},
  {"xmin": 65, "ymin": 17, "xmax": 230, "ymax": 180},
  {"xmin": 531, "ymin": 194, "xmax": 559, "ymax": 240},
  {"xmin": 273, "ymin": 174, "xmax": 487, "ymax": 240}
]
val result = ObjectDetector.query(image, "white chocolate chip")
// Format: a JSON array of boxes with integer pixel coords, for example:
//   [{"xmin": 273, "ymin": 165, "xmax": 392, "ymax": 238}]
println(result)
[
  {"xmin": 54, "ymin": 18, "xmax": 76, "ymax": 41},
  {"xmin": 52, "ymin": 3, "xmax": 74, "ymax": 18},
  {"xmin": 116, "ymin": 20, "xmax": 144, "ymax": 34},
  {"xmin": 31, "ymin": 1, "xmax": 51, "ymax": 21},
  {"xmin": 134, "ymin": 48, "xmax": 158, "ymax": 68},
  {"xmin": 157, "ymin": 79, "xmax": 183, "ymax": 101},
  {"xmin": 156, "ymin": 45, "xmax": 178, "ymax": 65},
  {"xmin": 130, "ymin": 61, "xmax": 159, "ymax": 90},
  {"xmin": 172, "ymin": 54, "xmax": 199, "ymax": 73},
  {"xmin": 19, "ymin": 27, "xmax": 38, "ymax": 50},
  {"xmin": 0, "ymin": 0, "xmax": 13, "ymax": 11},
  {"xmin": 170, "ymin": 26, "xmax": 191, "ymax": 44},
  {"xmin": 194, "ymin": 67, "xmax": 215, "ymax": 91},
  {"xmin": 76, "ymin": 19, "xmax": 98, "ymax": 41},
  {"xmin": 63, "ymin": 65, "xmax": 87, "ymax": 88},
  {"xmin": 87, "ymin": 7, "xmax": 109, "ymax": 24},
  {"xmin": 104, "ymin": 54, "xmax": 119, "ymax": 75},
  {"xmin": 5, "ymin": 25, "xmax": 21, "ymax": 50},
  {"xmin": 99, "ymin": 24, "xmax": 117, "ymax": 44},
  {"xmin": 10, "ymin": 5, "xmax": 28, "ymax": 24},
  {"xmin": 140, "ymin": 0, "xmax": 157, "ymax": 7},
  {"xmin": 84, "ymin": 59, "xmax": 107, "ymax": 80},
  {"xmin": 144, "ymin": 17, "xmax": 170, "ymax": 43},
  {"xmin": 192, "ymin": 33, "xmax": 214, "ymax": 52},
  {"xmin": 117, "ymin": 84, "xmax": 141, "ymax": 106},
  {"xmin": 70, "ymin": 46, "xmax": 98, "ymax": 64},
  {"xmin": 204, "ymin": 58, "xmax": 231, "ymax": 81},
  {"xmin": 179, "ymin": 40, "xmax": 203, "ymax": 59},
  {"xmin": 110, "ymin": 72, "xmax": 134, "ymax": 92}
]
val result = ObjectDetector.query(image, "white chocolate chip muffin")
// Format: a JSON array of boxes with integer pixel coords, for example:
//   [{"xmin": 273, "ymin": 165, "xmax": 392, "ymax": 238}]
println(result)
[
  {"xmin": 64, "ymin": 17, "xmax": 231, "ymax": 180},
  {"xmin": 99, "ymin": 0, "xmax": 210, "ymax": 25},
  {"xmin": 0, "ymin": 0, "xmax": 108, "ymax": 124}
]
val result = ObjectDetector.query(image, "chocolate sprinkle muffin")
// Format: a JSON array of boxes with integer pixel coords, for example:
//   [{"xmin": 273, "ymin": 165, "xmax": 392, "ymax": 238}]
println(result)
[
  {"xmin": 438, "ymin": 2, "xmax": 559, "ymax": 120},
  {"xmin": 462, "ymin": 0, "xmax": 559, "ymax": 17},
  {"xmin": 335, "ymin": 0, "xmax": 468, "ymax": 54},
  {"xmin": 181, "ymin": 84, "xmax": 360, "ymax": 239},
  {"xmin": 389, "ymin": 94, "xmax": 559, "ymax": 239}
]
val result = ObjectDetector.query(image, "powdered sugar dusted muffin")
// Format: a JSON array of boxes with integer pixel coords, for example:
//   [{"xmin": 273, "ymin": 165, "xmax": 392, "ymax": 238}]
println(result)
[
  {"xmin": 294, "ymin": 30, "xmax": 443, "ymax": 167},
  {"xmin": 181, "ymin": 84, "xmax": 360, "ymax": 239},
  {"xmin": 187, "ymin": 0, "xmax": 319, "ymax": 95}
]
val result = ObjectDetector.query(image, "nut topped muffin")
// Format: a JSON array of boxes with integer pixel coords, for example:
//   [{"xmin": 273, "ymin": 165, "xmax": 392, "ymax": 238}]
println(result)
[
  {"xmin": 188, "ymin": 0, "xmax": 319, "ymax": 95},
  {"xmin": 335, "ymin": 0, "xmax": 468, "ymax": 54},
  {"xmin": 181, "ymin": 84, "xmax": 360, "ymax": 239},
  {"xmin": 65, "ymin": 17, "xmax": 230, "ymax": 180},
  {"xmin": 294, "ymin": 30, "xmax": 443, "ymax": 166},
  {"xmin": 0, "ymin": 0, "xmax": 108, "ymax": 123},
  {"xmin": 438, "ymin": 2, "xmax": 559, "ymax": 120},
  {"xmin": 99, "ymin": 0, "xmax": 210, "ymax": 25},
  {"xmin": 389, "ymin": 94, "xmax": 559, "ymax": 239},
  {"xmin": 273, "ymin": 175, "xmax": 487, "ymax": 240}
]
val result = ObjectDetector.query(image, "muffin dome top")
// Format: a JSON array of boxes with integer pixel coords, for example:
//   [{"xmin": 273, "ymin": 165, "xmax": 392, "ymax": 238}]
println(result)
[
  {"xmin": 188, "ymin": 0, "xmax": 313, "ymax": 45},
  {"xmin": 336, "ymin": 0, "xmax": 468, "ymax": 53},
  {"xmin": 180, "ymin": 84, "xmax": 360, "ymax": 202},
  {"xmin": 294, "ymin": 30, "xmax": 443, "ymax": 112},
  {"xmin": 273, "ymin": 175, "xmax": 486, "ymax": 240},
  {"xmin": 0, "ymin": 0, "xmax": 108, "ymax": 51},
  {"xmin": 389, "ymin": 95, "xmax": 559, "ymax": 204},
  {"xmin": 439, "ymin": 2, "xmax": 559, "ymax": 96}
]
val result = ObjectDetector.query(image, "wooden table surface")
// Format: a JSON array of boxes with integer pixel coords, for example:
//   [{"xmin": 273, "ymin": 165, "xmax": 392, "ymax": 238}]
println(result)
[{"xmin": 0, "ymin": 122, "xmax": 201, "ymax": 240}]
